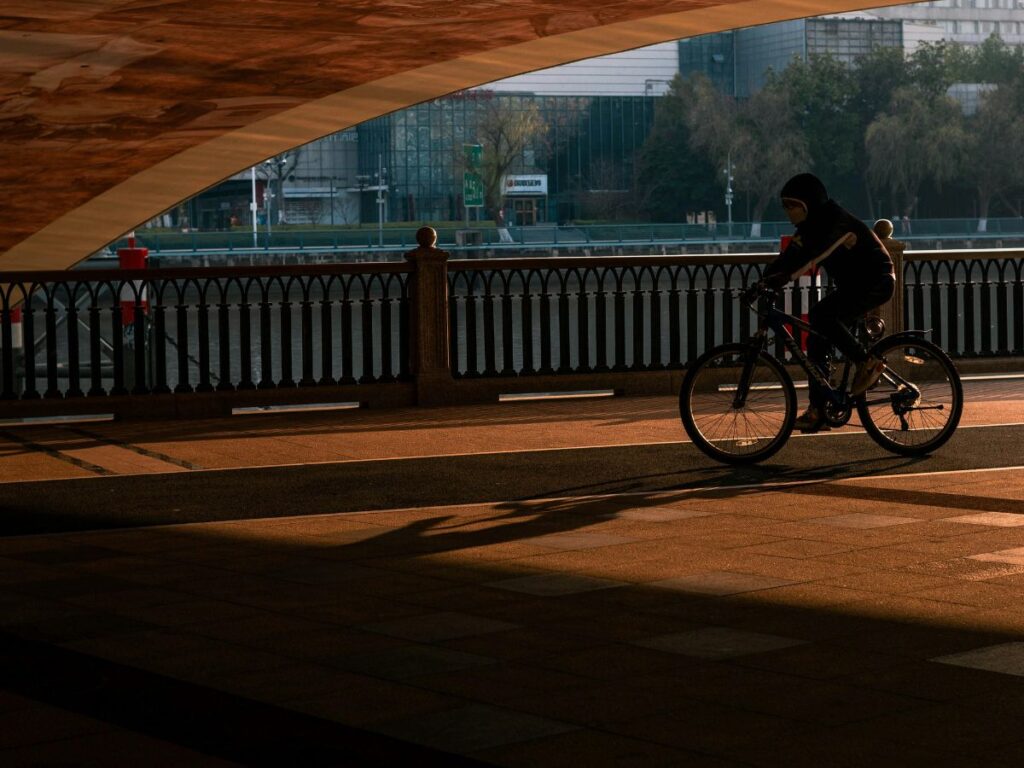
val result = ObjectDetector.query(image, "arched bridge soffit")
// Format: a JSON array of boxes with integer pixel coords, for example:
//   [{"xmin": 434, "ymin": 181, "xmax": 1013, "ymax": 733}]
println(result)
[{"xmin": 1, "ymin": 0, "xmax": 904, "ymax": 271}]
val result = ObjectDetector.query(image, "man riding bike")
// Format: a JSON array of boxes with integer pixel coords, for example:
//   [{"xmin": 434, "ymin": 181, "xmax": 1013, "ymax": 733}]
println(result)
[{"xmin": 761, "ymin": 173, "xmax": 896, "ymax": 433}]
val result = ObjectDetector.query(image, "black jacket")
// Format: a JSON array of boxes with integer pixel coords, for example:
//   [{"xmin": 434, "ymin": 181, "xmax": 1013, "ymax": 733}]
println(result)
[{"xmin": 764, "ymin": 200, "xmax": 894, "ymax": 290}]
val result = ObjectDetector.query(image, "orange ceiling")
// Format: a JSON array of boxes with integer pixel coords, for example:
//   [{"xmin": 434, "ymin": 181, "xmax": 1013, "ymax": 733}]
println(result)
[{"xmin": 0, "ymin": 0, "xmax": 901, "ymax": 270}]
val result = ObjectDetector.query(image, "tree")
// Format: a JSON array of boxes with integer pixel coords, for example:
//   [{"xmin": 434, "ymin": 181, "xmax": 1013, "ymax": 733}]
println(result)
[
  {"xmin": 963, "ymin": 87, "xmax": 1024, "ymax": 229},
  {"xmin": 865, "ymin": 86, "xmax": 967, "ymax": 218},
  {"xmin": 476, "ymin": 97, "xmax": 546, "ymax": 222},
  {"xmin": 634, "ymin": 74, "xmax": 720, "ymax": 222},
  {"xmin": 685, "ymin": 74, "xmax": 810, "ymax": 236}
]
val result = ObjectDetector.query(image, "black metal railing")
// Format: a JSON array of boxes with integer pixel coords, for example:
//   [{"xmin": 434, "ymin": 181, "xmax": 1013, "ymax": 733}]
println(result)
[
  {"xmin": 0, "ymin": 264, "xmax": 410, "ymax": 401},
  {"xmin": 1, "ymin": 248, "xmax": 1022, "ymax": 410},
  {"xmin": 905, "ymin": 250, "xmax": 1024, "ymax": 358},
  {"xmin": 447, "ymin": 255, "xmax": 840, "ymax": 377}
]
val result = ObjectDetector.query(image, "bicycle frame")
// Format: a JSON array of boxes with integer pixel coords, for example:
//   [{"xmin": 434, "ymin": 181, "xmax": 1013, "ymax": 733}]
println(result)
[{"xmin": 734, "ymin": 295, "xmax": 917, "ymax": 411}]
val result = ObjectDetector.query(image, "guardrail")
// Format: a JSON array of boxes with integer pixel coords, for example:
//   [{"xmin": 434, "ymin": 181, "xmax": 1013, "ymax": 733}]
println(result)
[
  {"xmin": 114, "ymin": 218, "xmax": 1024, "ymax": 254},
  {"xmin": 1, "ymin": 247, "xmax": 1022, "ymax": 419}
]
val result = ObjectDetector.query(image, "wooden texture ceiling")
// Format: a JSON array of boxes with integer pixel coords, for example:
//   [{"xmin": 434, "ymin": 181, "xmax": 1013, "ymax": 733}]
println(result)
[{"xmin": 0, "ymin": 0, "xmax": 896, "ymax": 270}]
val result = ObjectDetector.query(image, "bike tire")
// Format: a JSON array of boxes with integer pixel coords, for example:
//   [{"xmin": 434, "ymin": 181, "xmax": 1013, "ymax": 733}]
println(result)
[
  {"xmin": 856, "ymin": 335, "xmax": 963, "ymax": 456},
  {"xmin": 679, "ymin": 343, "xmax": 797, "ymax": 465}
]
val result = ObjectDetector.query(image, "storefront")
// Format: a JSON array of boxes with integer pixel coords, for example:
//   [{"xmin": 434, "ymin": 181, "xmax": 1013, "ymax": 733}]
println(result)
[{"xmin": 503, "ymin": 174, "xmax": 548, "ymax": 226}]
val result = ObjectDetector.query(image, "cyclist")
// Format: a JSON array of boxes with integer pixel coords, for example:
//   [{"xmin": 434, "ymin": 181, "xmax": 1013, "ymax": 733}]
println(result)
[{"xmin": 762, "ymin": 173, "xmax": 896, "ymax": 432}]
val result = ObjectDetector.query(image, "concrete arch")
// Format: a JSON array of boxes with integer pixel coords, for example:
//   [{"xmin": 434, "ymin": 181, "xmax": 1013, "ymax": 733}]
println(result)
[{"xmin": 0, "ymin": 0, "xmax": 899, "ymax": 271}]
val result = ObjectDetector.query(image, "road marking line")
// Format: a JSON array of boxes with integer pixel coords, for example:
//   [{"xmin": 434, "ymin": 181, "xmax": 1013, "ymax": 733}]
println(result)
[{"xmin": 3, "ymin": 421, "xmax": 1024, "ymax": 485}]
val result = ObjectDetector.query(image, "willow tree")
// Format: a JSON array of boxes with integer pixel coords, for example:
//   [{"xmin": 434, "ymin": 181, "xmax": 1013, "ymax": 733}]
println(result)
[
  {"xmin": 865, "ymin": 86, "xmax": 967, "ymax": 218},
  {"xmin": 964, "ymin": 88, "xmax": 1024, "ymax": 230},
  {"xmin": 686, "ymin": 74, "xmax": 810, "ymax": 237},
  {"xmin": 476, "ymin": 97, "xmax": 546, "ymax": 223}
]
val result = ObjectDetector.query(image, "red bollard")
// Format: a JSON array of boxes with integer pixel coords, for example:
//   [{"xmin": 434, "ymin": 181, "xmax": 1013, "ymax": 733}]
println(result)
[{"xmin": 117, "ymin": 232, "xmax": 149, "ymax": 324}]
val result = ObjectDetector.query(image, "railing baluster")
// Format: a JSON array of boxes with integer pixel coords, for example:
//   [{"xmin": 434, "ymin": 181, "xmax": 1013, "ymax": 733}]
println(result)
[
  {"xmin": 132, "ymin": 300, "xmax": 148, "ymax": 395},
  {"xmin": 151, "ymin": 284, "xmax": 169, "ymax": 394},
  {"xmin": 110, "ymin": 298, "xmax": 127, "ymax": 396},
  {"xmin": 539, "ymin": 272, "xmax": 554, "ymax": 375},
  {"xmin": 612, "ymin": 272, "xmax": 626, "ymax": 372},
  {"xmin": 340, "ymin": 293, "xmax": 355, "ymax": 385},
  {"xmin": 630, "ymin": 272, "xmax": 644, "ymax": 370},
  {"xmin": 650, "ymin": 272, "xmax": 663, "ymax": 369},
  {"xmin": 996, "ymin": 272, "xmax": 1009, "ymax": 355},
  {"xmin": 300, "ymin": 282, "xmax": 315, "ymax": 386},
  {"xmin": 1, "ymin": 301, "xmax": 15, "ymax": 399},
  {"xmin": 380, "ymin": 289, "xmax": 394, "ymax": 382},
  {"xmin": 279, "ymin": 289, "xmax": 295, "ymax": 388},
  {"xmin": 686, "ymin": 285, "xmax": 698, "ymax": 364},
  {"xmin": 1013, "ymin": 274, "xmax": 1024, "ymax": 355},
  {"xmin": 668, "ymin": 279, "xmax": 681, "ymax": 368},
  {"xmin": 963, "ymin": 264, "xmax": 976, "ymax": 356},
  {"xmin": 704, "ymin": 283, "xmax": 717, "ymax": 356},
  {"xmin": 521, "ymin": 275, "xmax": 535, "ymax": 375},
  {"xmin": 576, "ymin": 272, "xmax": 590, "ymax": 372},
  {"xmin": 258, "ymin": 287, "xmax": 274, "ymax": 389},
  {"xmin": 21, "ymin": 299, "xmax": 39, "ymax": 399},
  {"xmin": 44, "ymin": 295, "xmax": 61, "ymax": 399},
  {"xmin": 484, "ymin": 281, "xmax": 497, "ymax": 376},
  {"xmin": 319, "ymin": 285, "xmax": 335, "ymax": 385},
  {"xmin": 174, "ymin": 290, "xmax": 191, "ymax": 394},
  {"xmin": 557, "ymin": 277, "xmax": 571, "ymax": 374},
  {"xmin": 398, "ymin": 281, "xmax": 410, "ymax": 380},
  {"xmin": 465, "ymin": 275, "xmax": 479, "ymax": 376},
  {"xmin": 359, "ymin": 285, "xmax": 375, "ymax": 384},
  {"xmin": 448, "ymin": 279, "xmax": 461, "ymax": 377},
  {"xmin": 237, "ymin": 287, "xmax": 254, "ymax": 390},
  {"xmin": 947, "ymin": 271, "xmax": 961, "ymax": 357},
  {"xmin": 217, "ymin": 284, "xmax": 234, "ymax": 391},
  {"xmin": 88, "ymin": 302, "xmax": 103, "ymax": 397},
  {"xmin": 196, "ymin": 286, "xmax": 213, "ymax": 392},
  {"xmin": 502, "ymin": 274, "xmax": 515, "ymax": 375},
  {"xmin": 594, "ymin": 271, "xmax": 608, "ymax": 372}
]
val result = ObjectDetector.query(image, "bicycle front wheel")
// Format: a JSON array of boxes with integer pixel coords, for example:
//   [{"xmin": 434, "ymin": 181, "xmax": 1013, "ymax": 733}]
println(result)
[
  {"xmin": 679, "ymin": 343, "xmax": 796, "ymax": 464},
  {"xmin": 856, "ymin": 335, "xmax": 962, "ymax": 456}
]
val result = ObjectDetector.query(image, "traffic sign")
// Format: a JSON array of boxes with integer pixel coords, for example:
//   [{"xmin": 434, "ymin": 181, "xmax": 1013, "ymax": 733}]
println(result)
[{"xmin": 463, "ymin": 171, "xmax": 484, "ymax": 208}]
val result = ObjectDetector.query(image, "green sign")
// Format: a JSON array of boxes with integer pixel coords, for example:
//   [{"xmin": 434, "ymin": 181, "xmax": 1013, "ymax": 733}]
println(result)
[
  {"xmin": 463, "ymin": 171, "xmax": 484, "ymax": 208},
  {"xmin": 464, "ymin": 143, "xmax": 482, "ymax": 169}
]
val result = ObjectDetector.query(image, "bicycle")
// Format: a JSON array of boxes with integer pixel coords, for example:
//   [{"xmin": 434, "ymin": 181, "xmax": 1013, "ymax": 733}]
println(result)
[{"xmin": 678, "ymin": 281, "xmax": 963, "ymax": 464}]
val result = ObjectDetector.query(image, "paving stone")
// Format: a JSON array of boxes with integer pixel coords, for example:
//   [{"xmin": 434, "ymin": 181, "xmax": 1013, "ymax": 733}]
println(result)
[
  {"xmin": 612, "ymin": 507, "xmax": 718, "ymax": 522},
  {"xmin": 358, "ymin": 611, "xmax": 518, "ymax": 642},
  {"xmin": 632, "ymin": 626, "xmax": 807, "ymax": 659},
  {"xmin": 526, "ymin": 532, "xmax": 640, "ymax": 550},
  {"xmin": 487, "ymin": 573, "xmax": 626, "ymax": 596},
  {"xmin": 945, "ymin": 512, "xmax": 1024, "ymax": 527},
  {"xmin": 811, "ymin": 513, "xmax": 919, "ymax": 529},
  {"xmin": 932, "ymin": 642, "xmax": 1024, "ymax": 677},
  {"xmin": 373, "ymin": 703, "xmax": 577, "ymax": 753},
  {"xmin": 649, "ymin": 571, "xmax": 798, "ymax": 596}
]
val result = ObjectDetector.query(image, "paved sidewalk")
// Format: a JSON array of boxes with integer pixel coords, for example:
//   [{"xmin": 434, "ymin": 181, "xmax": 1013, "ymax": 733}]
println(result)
[
  {"xmin": 1, "ymin": 378, "xmax": 1023, "ymax": 766},
  {"xmin": 2, "ymin": 376, "xmax": 1022, "ymax": 483}
]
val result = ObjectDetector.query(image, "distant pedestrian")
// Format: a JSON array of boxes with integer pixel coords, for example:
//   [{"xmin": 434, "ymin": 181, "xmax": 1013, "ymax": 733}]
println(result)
[{"xmin": 901, "ymin": 214, "xmax": 911, "ymax": 236}]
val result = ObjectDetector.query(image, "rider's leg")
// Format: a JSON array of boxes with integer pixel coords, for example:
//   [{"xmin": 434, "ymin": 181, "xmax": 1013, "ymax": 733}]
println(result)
[{"xmin": 812, "ymin": 278, "xmax": 896, "ymax": 395}]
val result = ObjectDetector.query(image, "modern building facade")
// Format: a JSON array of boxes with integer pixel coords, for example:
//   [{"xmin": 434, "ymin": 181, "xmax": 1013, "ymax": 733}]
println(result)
[{"xmin": 162, "ymin": 2, "xmax": 1024, "ymax": 231}]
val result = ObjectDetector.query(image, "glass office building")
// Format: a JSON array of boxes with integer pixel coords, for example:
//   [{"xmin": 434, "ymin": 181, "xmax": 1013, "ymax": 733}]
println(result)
[{"xmin": 679, "ymin": 17, "xmax": 904, "ymax": 97}]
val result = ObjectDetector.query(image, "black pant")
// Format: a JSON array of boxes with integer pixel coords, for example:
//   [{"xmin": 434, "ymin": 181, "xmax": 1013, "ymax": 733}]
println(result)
[{"xmin": 806, "ymin": 276, "xmax": 895, "ymax": 408}]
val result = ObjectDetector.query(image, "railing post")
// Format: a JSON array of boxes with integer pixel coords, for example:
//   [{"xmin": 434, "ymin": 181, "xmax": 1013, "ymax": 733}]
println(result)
[
  {"xmin": 873, "ymin": 219, "xmax": 905, "ymax": 334},
  {"xmin": 404, "ymin": 227, "xmax": 455, "ymax": 405}
]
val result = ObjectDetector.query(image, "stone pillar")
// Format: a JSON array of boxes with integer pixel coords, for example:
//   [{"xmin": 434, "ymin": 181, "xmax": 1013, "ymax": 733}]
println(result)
[
  {"xmin": 404, "ymin": 227, "xmax": 456, "ymax": 405},
  {"xmin": 873, "ymin": 219, "xmax": 905, "ymax": 335}
]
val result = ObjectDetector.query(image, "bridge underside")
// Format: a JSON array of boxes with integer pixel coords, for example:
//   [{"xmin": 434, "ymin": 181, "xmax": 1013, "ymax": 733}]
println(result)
[{"xmin": 1, "ymin": 0, "xmax": 903, "ymax": 271}]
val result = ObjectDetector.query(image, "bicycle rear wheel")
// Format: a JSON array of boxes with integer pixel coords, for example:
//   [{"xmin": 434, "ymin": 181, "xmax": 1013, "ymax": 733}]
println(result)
[
  {"xmin": 679, "ymin": 343, "xmax": 796, "ymax": 464},
  {"xmin": 856, "ymin": 335, "xmax": 962, "ymax": 456}
]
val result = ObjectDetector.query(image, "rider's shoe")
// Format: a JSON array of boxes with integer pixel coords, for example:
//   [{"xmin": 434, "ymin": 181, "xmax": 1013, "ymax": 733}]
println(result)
[
  {"xmin": 850, "ymin": 355, "xmax": 885, "ymax": 397},
  {"xmin": 795, "ymin": 405, "xmax": 830, "ymax": 433}
]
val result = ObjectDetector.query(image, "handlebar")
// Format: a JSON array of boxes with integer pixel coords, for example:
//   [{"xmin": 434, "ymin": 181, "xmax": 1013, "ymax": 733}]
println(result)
[{"xmin": 741, "ymin": 281, "xmax": 780, "ymax": 306}]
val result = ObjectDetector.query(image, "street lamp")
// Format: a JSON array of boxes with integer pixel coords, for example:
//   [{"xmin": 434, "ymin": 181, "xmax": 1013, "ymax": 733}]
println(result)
[
  {"xmin": 375, "ymin": 154, "xmax": 388, "ymax": 247},
  {"xmin": 723, "ymin": 153, "xmax": 734, "ymax": 238}
]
